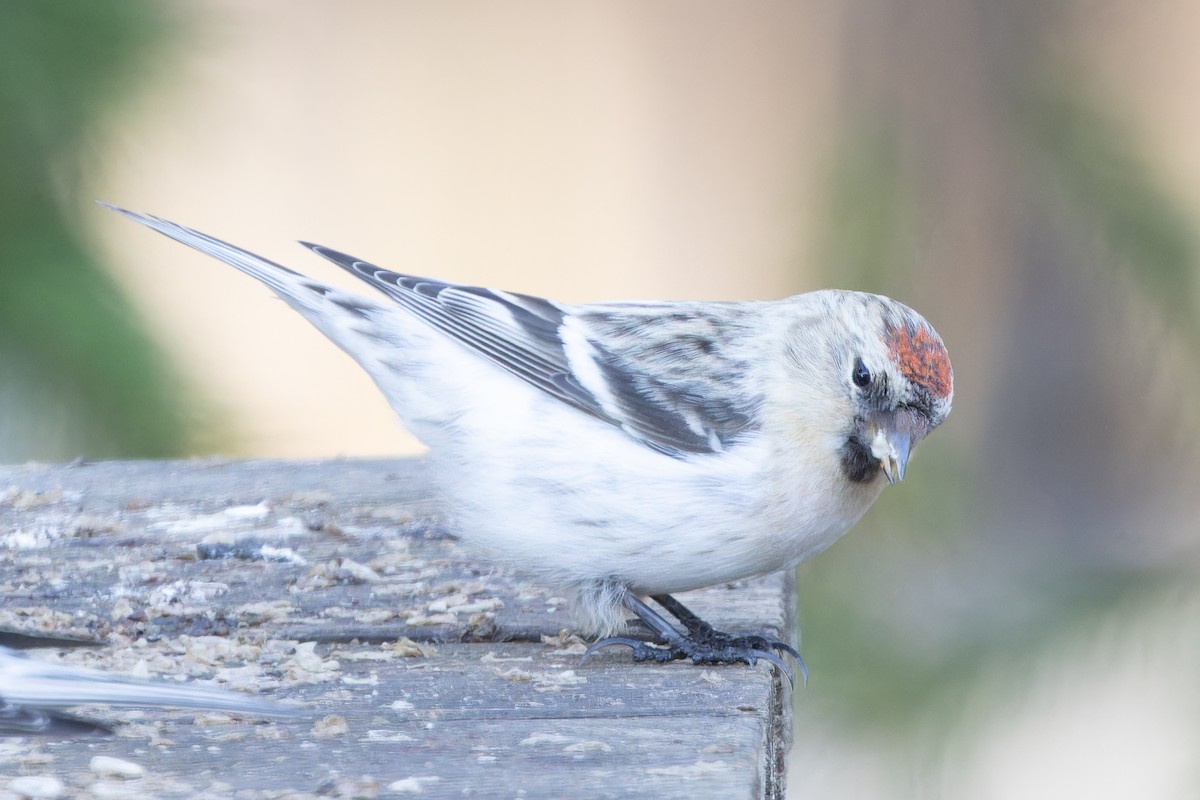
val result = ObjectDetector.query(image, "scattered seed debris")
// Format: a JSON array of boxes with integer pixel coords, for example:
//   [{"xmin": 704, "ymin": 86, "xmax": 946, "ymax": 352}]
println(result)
[
  {"xmin": 88, "ymin": 755, "xmax": 145, "ymax": 779},
  {"xmin": 564, "ymin": 740, "xmax": 615, "ymax": 753},
  {"xmin": 385, "ymin": 775, "xmax": 440, "ymax": 794},
  {"xmin": 7, "ymin": 775, "xmax": 64, "ymax": 799},
  {"xmin": 311, "ymin": 714, "xmax": 350, "ymax": 739}
]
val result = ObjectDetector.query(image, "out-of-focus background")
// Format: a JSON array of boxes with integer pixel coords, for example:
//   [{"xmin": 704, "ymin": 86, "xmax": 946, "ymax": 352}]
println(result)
[{"xmin": 3, "ymin": 2, "xmax": 1198, "ymax": 796}]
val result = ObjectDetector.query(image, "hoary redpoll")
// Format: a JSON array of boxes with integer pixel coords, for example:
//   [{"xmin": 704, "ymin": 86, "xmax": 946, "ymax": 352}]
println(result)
[{"xmin": 105, "ymin": 204, "xmax": 952, "ymax": 684}]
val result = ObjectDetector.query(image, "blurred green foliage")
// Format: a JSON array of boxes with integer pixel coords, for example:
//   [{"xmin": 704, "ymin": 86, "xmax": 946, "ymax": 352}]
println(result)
[
  {"xmin": 0, "ymin": 3, "xmax": 189, "ymax": 459},
  {"xmin": 1029, "ymin": 87, "xmax": 1200, "ymax": 339},
  {"xmin": 818, "ymin": 124, "xmax": 917, "ymax": 298}
]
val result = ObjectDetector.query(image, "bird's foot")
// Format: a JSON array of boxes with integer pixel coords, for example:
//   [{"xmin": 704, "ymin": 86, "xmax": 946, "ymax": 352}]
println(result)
[
  {"xmin": 649, "ymin": 593, "xmax": 807, "ymax": 684},
  {"xmin": 688, "ymin": 627, "xmax": 805, "ymax": 670},
  {"xmin": 583, "ymin": 633, "xmax": 798, "ymax": 686},
  {"xmin": 579, "ymin": 593, "xmax": 806, "ymax": 687}
]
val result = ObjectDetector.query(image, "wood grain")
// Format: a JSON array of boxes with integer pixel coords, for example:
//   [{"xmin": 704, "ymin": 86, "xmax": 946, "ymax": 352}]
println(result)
[{"xmin": 0, "ymin": 458, "xmax": 793, "ymax": 799}]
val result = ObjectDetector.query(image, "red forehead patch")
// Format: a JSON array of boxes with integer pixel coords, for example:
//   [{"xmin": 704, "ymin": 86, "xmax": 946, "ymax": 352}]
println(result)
[{"xmin": 886, "ymin": 323, "xmax": 952, "ymax": 399}]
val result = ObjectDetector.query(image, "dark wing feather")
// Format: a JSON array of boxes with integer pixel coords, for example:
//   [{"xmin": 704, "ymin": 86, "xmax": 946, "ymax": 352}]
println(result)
[
  {"xmin": 303, "ymin": 244, "xmax": 604, "ymax": 418},
  {"xmin": 304, "ymin": 244, "xmax": 760, "ymax": 455}
]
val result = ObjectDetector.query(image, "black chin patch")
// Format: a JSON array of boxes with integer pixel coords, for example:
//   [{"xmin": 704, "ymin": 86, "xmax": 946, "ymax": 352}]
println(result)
[{"xmin": 839, "ymin": 434, "xmax": 879, "ymax": 484}]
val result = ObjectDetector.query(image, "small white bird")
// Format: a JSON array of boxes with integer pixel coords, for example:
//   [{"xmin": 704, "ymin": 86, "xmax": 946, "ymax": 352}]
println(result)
[
  {"xmin": 105, "ymin": 204, "xmax": 953, "ymax": 682},
  {"xmin": 0, "ymin": 634, "xmax": 291, "ymax": 736}
]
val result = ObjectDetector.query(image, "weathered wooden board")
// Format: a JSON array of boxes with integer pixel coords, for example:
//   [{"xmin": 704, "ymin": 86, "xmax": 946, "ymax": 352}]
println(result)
[{"xmin": 0, "ymin": 458, "xmax": 794, "ymax": 799}]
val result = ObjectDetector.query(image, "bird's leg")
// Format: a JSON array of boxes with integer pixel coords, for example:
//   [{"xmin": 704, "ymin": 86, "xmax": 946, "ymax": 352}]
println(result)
[
  {"xmin": 582, "ymin": 593, "xmax": 802, "ymax": 687},
  {"xmin": 581, "ymin": 594, "xmax": 691, "ymax": 664}
]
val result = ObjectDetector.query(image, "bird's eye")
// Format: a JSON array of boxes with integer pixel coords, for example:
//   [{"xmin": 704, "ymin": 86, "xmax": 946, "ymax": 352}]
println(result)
[{"xmin": 852, "ymin": 358, "xmax": 871, "ymax": 388}]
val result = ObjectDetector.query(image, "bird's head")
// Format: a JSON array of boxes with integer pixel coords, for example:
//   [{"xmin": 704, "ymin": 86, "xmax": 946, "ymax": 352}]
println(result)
[{"xmin": 829, "ymin": 293, "xmax": 953, "ymax": 485}]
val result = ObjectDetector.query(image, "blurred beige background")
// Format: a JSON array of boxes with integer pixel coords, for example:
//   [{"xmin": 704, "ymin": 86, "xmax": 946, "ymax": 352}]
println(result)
[{"xmin": 94, "ymin": 0, "xmax": 839, "ymax": 457}]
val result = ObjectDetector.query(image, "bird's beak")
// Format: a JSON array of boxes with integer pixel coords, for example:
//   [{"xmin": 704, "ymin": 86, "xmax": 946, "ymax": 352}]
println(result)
[
  {"xmin": 873, "ymin": 428, "xmax": 911, "ymax": 485},
  {"xmin": 869, "ymin": 409, "xmax": 924, "ymax": 485}
]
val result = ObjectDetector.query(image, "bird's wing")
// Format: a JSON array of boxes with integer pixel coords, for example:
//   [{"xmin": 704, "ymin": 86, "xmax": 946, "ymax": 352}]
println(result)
[
  {"xmin": 0, "ymin": 633, "xmax": 285, "ymax": 738},
  {"xmin": 0, "ymin": 702, "xmax": 114, "ymax": 737},
  {"xmin": 305, "ymin": 244, "xmax": 761, "ymax": 455},
  {"xmin": 0, "ymin": 629, "xmax": 103, "ymax": 650},
  {"xmin": 0, "ymin": 646, "xmax": 293, "ymax": 724},
  {"xmin": 100, "ymin": 205, "xmax": 761, "ymax": 457}
]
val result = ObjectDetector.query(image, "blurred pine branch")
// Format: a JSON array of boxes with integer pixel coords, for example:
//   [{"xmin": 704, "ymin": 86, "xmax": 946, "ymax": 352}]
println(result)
[
  {"xmin": 1028, "ymin": 87, "xmax": 1199, "ymax": 340},
  {"xmin": 0, "ymin": 3, "xmax": 190, "ymax": 459}
]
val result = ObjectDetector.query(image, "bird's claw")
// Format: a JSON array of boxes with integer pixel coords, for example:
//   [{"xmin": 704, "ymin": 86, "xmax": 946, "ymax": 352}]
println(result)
[
  {"xmin": 699, "ymin": 632, "xmax": 807, "ymax": 685},
  {"xmin": 673, "ymin": 623, "xmax": 807, "ymax": 687},
  {"xmin": 581, "ymin": 634, "xmax": 803, "ymax": 688}
]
